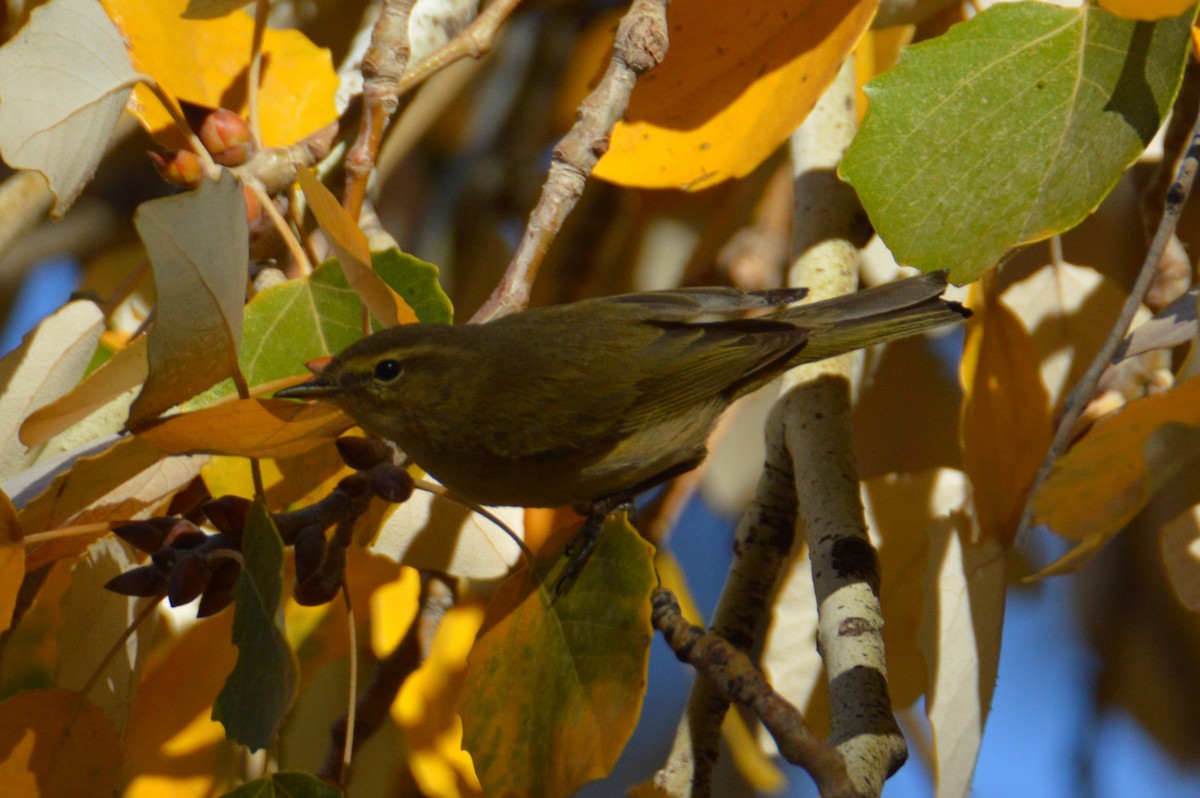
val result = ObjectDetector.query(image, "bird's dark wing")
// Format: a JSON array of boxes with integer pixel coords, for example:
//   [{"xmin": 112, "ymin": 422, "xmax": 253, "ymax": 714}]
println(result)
[{"xmin": 596, "ymin": 286, "xmax": 809, "ymax": 320}]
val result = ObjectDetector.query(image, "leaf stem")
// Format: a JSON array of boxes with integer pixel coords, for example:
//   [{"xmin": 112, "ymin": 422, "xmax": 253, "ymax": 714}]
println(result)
[{"xmin": 1017, "ymin": 103, "xmax": 1200, "ymax": 541}]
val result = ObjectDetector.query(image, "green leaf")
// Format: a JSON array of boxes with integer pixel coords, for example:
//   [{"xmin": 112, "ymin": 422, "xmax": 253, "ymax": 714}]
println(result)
[
  {"xmin": 219, "ymin": 771, "xmax": 342, "ymax": 798},
  {"xmin": 193, "ymin": 249, "xmax": 451, "ymax": 406},
  {"xmin": 841, "ymin": 1, "xmax": 1197, "ymax": 283},
  {"xmin": 213, "ymin": 501, "xmax": 297, "ymax": 751},
  {"xmin": 459, "ymin": 515, "xmax": 655, "ymax": 798},
  {"xmin": 370, "ymin": 247, "xmax": 454, "ymax": 327}
]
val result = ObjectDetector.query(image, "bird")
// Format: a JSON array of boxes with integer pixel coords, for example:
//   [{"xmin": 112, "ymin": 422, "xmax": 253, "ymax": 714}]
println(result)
[{"xmin": 277, "ymin": 270, "xmax": 968, "ymax": 586}]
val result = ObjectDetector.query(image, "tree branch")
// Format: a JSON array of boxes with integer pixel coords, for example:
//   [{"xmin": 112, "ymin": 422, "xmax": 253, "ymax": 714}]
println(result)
[{"xmin": 471, "ymin": 0, "xmax": 671, "ymax": 322}]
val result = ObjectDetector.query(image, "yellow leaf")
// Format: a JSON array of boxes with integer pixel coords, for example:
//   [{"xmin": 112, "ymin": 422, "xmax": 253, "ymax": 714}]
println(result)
[
  {"xmin": 960, "ymin": 282, "xmax": 1053, "ymax": 545},
  {"xmin": 0, "ymin": 689, "xmax": 122, "ymax": 798},
  {"xmin": 594, "ymin": 0, "xmax": 877, "ymax": 190},
  {"xmin": 1032, "ymin": 376, "xmax": 1200, "ymax": 576},
  {"xmin": 370, "ymin": 568, "xmax": 422, "ymax": 658},
  {"xmin": 18, "ymin": 436, "xmax": 164, "ymax": 538},
  {"xmin": 124, "ymin": 611, "xmax": 239, "ymax": 798},
  {"xmin": 101, "ymin": 0, "xmax": 338, "ymax": 147},
  {"xmin": 134, "ymin": 398, "xmax": 354, "ymax": 459},
  {"xmin": 21, "ymin": 336, "xmax": 148, "ymax": 449},
  {"xmin": 393, "ymin": 602, "xmax": 486, "ymax": 798},
  {"xmin": 296, "ymin": 168, "xmax": 417, "ymax": 327},
  {"xmin": 1098, "ymin": 0, "xmax": 1195, "ymax": 20},
  {"xmin": 0, "ymin": 490, "xmax": 24, "ymax": 635}
]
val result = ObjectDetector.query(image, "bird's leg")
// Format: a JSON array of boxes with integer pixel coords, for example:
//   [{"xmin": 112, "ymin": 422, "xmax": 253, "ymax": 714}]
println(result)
[{"xmin": 554, "ymin": 494, "xmax": 635, "ymax": 597}]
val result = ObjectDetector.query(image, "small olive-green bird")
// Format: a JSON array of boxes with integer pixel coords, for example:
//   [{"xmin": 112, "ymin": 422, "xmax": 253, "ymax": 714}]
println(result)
[{"xmin": 278, "ymin": 272, "xmax": 967, "ymax": 521}]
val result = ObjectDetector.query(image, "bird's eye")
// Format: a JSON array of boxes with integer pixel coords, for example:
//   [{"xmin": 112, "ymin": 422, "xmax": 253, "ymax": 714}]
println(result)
[{"xmin": 374, "ymin": 359, "xmax": 402, "ymax": 382}]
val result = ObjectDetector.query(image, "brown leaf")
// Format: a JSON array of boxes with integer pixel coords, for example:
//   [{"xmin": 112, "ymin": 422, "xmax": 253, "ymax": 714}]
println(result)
[{"xmin": 128, "ymin": 171, "xmax": 248, "ymax": 425}]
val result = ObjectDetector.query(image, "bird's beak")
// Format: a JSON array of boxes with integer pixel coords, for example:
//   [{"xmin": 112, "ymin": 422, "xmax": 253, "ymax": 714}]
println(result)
[{"xmin": 275, "ymin": 357, "xmax": 341, "ymax": 399}]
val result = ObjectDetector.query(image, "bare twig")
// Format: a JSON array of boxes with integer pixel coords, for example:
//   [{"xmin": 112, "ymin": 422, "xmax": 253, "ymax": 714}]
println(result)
[
  {"xmin": 395, "ymin": 0, "xmax": 523, "ymax": 97},
  {"xmin": 319, "ymin": 576, "xmax": 426, "ymax": 783},
  {"xmin": 344, "ymin": 0, "xmax": 419, "ymax": 219},
  {"xmin": 471, "ymin": 0, "xmax": 671, "ymax": 322},
  {"xmin": 247, "ymin": 0, "xmax": 269, "ymax": 142},
  {"xmin": 652, "ymin": 588, "xmax": 857, "ymax": 798},
  {"xmin": 1017, "ymin": 101, "xmax": 1200, "ymax": 542}
]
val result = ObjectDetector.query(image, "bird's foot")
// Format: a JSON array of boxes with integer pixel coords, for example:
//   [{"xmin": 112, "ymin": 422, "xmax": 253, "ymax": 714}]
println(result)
[{"xmin": 553, "ymin": 497, "xmax": 635, "ymax": 598}]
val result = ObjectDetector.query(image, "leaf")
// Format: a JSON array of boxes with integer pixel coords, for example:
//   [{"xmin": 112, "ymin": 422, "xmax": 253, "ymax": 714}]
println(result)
[
  {"xmin": 369, "ymin": 491, "xmax": 526, "ymax": 580},
  {"xmin": 213, "ymin": 501, "xmax": 297, "ymax": 751},
  {"xmin": 1099, "ymin": 0, "xmax": 1196, "ymax": 20},
  {"xmin": 594, "ymin": 0, "xmax": 877, "ymax": 190},
  {"xmin": 54, "ymin": 536, "xmax": 156, "ymax": 734},
  {"xmin": 0, "ymin": 300, "xmax": 104, "ymax": 481},
  {"xmin": 129, "ymin": 171, "xmax": 248, "ymax": 425},
  {"xmin": 1162, "ymin": 504, "xmax": 1200, "ymax": 611},
  {"xmin": 1116, "ymin": 284, "xmax": 1199, "ymax": 362},
  {"xmin": 0, "ymin": 490, "xmax": 23, "ymax": 634},
  {"xmin": 959, "ymin": 282, "xmax": 1053, "ymax": 545},
  {"xmin": 1033, "ymin": 376, "xmax": 1200, "ymax": 576},
  {"xmin": 21, "ymin": 336, "xmax": 149, "ymax": 449},
  {"xmin": 136, "ymin": 399, "xmax": 354, "ymax": 459},
  {"xmin": 0, "ymin": 688, "xmax": 123, "ymax": 798},
  {"xmin": 1001, "ymin": 260, "xmax": 1127, "ymax": 407},
  {"xmin": 919, "ymin": 482, "xmax": 1006, "ymax": 798},
  {"xmin": 123, "ymin": 610, "xmax": 237, "ymax": 798},
  {"xmin": 193, "ymin": 253, "xmax": 451, "ymax": 407},
  {"xmin": 841, "ymin": 2, "xmax": 1197, "ymax": 282},
  {"xmin": 391, "ymin": 599, "xmax": 486, "ymax": 798},
  {"xmin": 15, "ymin": 435, "xmax": 204, "ymax": 571},
  {"xmin": 219, "ymin": 771, "xmax": 343, "ymax": 798},
  {"xmin": 296, "ymin": 168, "xmax": 417, "ymax": 327},
  {"xmin": 182, "ymin": 0, "xmax": 250, "ymax": 19},
  {"xmin": 459, "ymin": 515, "xmax": 655, "ymax": 798},
  {"xmin": 0, "ymin": 0, "xmax": 137, "ymax": 214},
  {"xmin": 101, "ymin": 0, "xmax": 338, "ymax": 147}
]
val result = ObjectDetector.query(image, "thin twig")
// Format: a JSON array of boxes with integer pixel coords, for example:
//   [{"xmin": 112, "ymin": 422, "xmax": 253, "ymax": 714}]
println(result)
[
  {"xmin": 1017, "ymin": 103, "xmax": 1200, "ymax": 542},
  {"xmin": 344, "ymin": 0, "xmax": 419, "ymax": 219},
  {"xmin": 394, "ymin": 0, "xmax": 523, "ymax": 96},
  {"xmin": 471, "ymin": 0, "xmax": 671, "ymax": 322},
  {"xmin": 318, "ymin": 574, "xmax": 427, "ymax": 782},
  {"xmin": 247, "ymin": 0, "xmax": 269, "ymax": 143}
]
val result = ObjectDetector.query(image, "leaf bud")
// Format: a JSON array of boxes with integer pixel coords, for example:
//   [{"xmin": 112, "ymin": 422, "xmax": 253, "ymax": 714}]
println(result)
[
  {"xmin": 202, "ymin": 495, "xmax": 251, "ymax": 539},
  {"xmin": 293, "ymin": 524, "xmax": 327, "ymax": 585},
  {"xmin": 167, "ymin": 552, "xmax": 210, "ymax": 607},
  {"xmin": 114, "ymin": 517, "xmax": 193, "ymax": 554},
  {"xmin": 198, "ymin": 108, "xmax": 256, "ymax": 167},
  {"xmin": 197, "ymin": 559, "xmax": 241, "ymax": 618},
  {"xmin": 371, "ymin": 465, "xmax": 414, "ymax": 503},
  {"xmin": 336, "ymin": 436, "xmax": 393, "ymax": 470},
  {"xmin": 104, "ymin": 565, "xmax": 168, "ymax": 597},
  {"xmin": 148, "ymin": 149, "xmax": 203, "ymax": 189}
]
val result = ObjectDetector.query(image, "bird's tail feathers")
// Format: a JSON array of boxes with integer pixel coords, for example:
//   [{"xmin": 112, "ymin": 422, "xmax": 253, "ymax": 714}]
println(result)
[{"xmin": 773, "ymin": 271, "xmax": 969, "ymax": 361}]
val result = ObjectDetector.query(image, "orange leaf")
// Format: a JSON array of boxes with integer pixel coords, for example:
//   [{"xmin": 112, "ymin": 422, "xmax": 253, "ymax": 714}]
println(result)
[
  {"xmin": 134, "ymin": 398, "xmax": 354, "ymax": 459},
  {"xmin": 101, "ymin": 0, "xmax": 337, "ymax": 147},
  {"xmin": 0, "ymin": 490, "xmax": 23, "ymax": 634},
  {"xmin": 1032, "ymin": 376, "xmax": 1200, "ymax": 576},
  {"xmin": 1098, "ymin": 0, "xmax": 1195, "ymax": 20},
  {"xmin": 296, "ymin": 168, "xmax": 417, "ymax": 326},
  {"xmin": 959, "ymin": 283, "xmax": 1053, "ymax": 546},
  {"xmin": 594, "ymin": 0, "xmax": 877, "ymax": 189},
  {"xmin": 0, "ymin": 689, "xmax": 122, "ymax": 798}
]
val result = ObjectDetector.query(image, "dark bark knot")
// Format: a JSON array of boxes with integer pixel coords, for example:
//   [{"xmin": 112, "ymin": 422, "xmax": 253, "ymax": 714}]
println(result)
[{"xmin": 830, "ymin": 536, "xmax": 880, "ymax": 592}]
